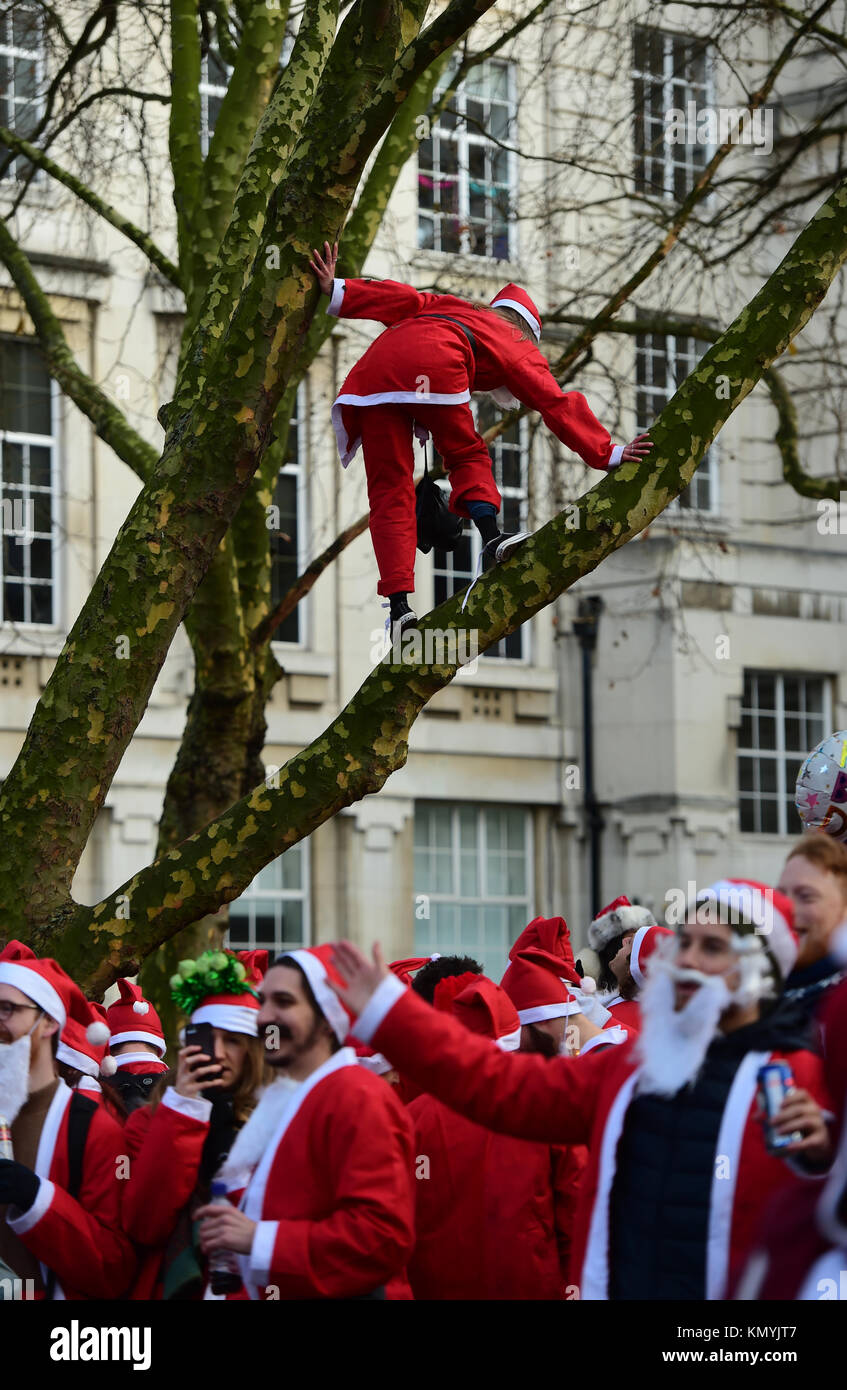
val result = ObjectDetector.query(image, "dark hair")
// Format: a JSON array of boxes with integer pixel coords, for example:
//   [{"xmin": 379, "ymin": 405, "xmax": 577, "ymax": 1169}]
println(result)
[
  {"xmin": 274, "ymin": 955, "xmax": 341, "ymax": 1052},
  {"xmin": 596, "ymin": 937, "xmax": 623, "ymax": 994},
  {"xmin": 412, "ymin": 955, "xmax": 484, "ymax": 1004},
  {"xmin": 56, "ymin": 1062, "xmax": 129, "ymax": 1124},
  {"xmin": 521, "ymin": 1023, "xmax": 559, "ymax": 1058}
]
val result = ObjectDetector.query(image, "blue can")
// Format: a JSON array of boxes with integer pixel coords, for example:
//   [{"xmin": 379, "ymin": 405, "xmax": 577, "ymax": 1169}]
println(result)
[{"xmin": 757, "ymin": 1061, "xmax": 802, "ymax": 1152}]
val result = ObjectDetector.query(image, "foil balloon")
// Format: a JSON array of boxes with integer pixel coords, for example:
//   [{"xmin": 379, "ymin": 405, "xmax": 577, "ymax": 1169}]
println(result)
[{"xmin": 795, "ymin": 731, "xmax": 847, "ymax": 841}]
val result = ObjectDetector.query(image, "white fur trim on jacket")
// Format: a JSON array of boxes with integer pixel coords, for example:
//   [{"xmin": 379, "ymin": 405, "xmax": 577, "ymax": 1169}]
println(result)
[
  {"xmin": 331, "ymin": 391, "xmax": 472, "ymax": 468},
  {"xmin": 239, "ymin": 1048, "xmax": 358, "ymax": 1299},
  {"xmin": 353, "ymin": 972, "xmax": 406, "ymax": 1045},
  {"xmin": 327, "ymin": 278, "xmax": 346, "ymax": 316}
]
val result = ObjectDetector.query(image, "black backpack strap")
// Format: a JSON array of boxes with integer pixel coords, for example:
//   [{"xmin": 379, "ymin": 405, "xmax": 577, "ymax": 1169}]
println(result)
[
  {"xmin": 415, "ymin": 313, "xmax": 478, "ymax": 358},
  {"xmin": 44, "ymin": 1090, "xmax": 97, "ymax": 1301}
]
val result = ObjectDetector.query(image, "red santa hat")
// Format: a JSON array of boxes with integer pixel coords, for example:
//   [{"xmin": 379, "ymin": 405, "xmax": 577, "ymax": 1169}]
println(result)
[
  {"xmin": 629, "ymin": 924, "xmax": 675, "ymax": 989},
  {"xmin": 58, "ymin": 990, "xmax": 115, "ymax": 1079},
  {"xmin": 443, "ymin": 976, "xmax": 521, "ymax": 1052},
  {"xmin": 431, "ymin": 971, "xmax": 481, "ymax": 1014},
  {"xmin": 490, "ymin": 283, "xmax": 542, "ymax": 340},
  {"xmin": 510, "ymin": 916, "xmax": 577, "ymax": 970},
  {"xmin": 500, "ymin": 949, "xmax": 582, "ymax": 1026},
  {"xmin": 693, "ymin": 879, "xmax": 798, "ymax": 983},
  {"xmin": 389, "ymin": 954, "xmax": 440, "ymax": 988},
  {"xmin": 588, "ymin": 896, "xmax": 658, "ymax": 952},
  {"xmin": 282, "ymin": 946, "xmax": 353, "ymax": 1043},
  {"xmin": 106, "ymin": 978, "xmax": 166, "ymax": 1056},
  {"xmin": 0, "ymin": 946, "xmax": 74, "ymax": 1029}
]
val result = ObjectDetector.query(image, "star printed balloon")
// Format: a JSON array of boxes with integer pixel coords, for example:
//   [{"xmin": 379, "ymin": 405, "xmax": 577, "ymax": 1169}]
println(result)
[{"xmin": 795, "ymin": 731, "xmax": 847, "ymax": 841}]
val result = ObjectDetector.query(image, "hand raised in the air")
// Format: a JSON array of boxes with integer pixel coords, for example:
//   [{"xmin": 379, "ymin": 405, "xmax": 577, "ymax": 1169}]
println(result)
[{"xmin": 309, "ymin": 240, "xmax": 339, "ymax": 295}]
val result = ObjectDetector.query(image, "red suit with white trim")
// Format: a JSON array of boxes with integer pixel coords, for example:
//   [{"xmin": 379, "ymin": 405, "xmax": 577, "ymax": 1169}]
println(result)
[
  {"xmin": 407, "ymin": 974, "xmax": 584, "ymax": 1299},
  {"xmin": 328, "ymin": 277, "xmax": 623, "ymax": 595},
  {"xmin": 234, "ymin": 1049, "xmax": 415, "ymax": 1299},
  {"xmin": 353, "ymin": 977, "xmax": 829, "ymax": 1299},
  {"xmin": 5, "ymin": 1079, "xmax": 136, "ymax": 1299}
]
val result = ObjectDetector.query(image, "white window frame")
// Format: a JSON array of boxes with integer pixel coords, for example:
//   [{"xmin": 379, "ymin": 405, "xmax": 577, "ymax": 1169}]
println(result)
[
  {"xmin": 270, "ymin": 383, "xmax": 308, "ymax": 649},
  {"xmin": 1, "ymin": 339, "xmax": 60, "ymax": 628},
  {"xmin": 634, "ymin": 321, "xmax": 719, "ymax": 514},
  {"xmin": 632, "ymin": 24, "xmax": 714, "ymax": 203},
  {"xmin": 225, "ymin": 840, "xmax": 311, "ymax": 953},
  {"xmin": 738, "ymin": 671, "xmax": 832, "ymax": 836},
  {"xmin": 432, "ymin": 403, "xmax": 530, "ymax": 663},
  {"xmin": 413, "ymin": 802, "xmax": 534, "ymax": 975},
  {"xmin": 0, "ymin": 2, "xmax": 45, "ymax": 183},
  {"xmin": 199, "ymin": 48, "xmax": 231, "ymax": 157},
  {"xmin": 418, "ymin": 58, "xmax": 518, "ymax": 262}
]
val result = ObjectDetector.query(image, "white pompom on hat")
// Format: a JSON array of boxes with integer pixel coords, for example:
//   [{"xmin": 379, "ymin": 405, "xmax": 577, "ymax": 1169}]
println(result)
[{"xmin": 86, "ymin": 1019, "xmax": 111, "ymax": 1046}]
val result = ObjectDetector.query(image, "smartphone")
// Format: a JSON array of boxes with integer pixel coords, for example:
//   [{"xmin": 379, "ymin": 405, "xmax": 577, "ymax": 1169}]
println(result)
[{"xmin": 184, "ymin": 1022, "xmax": 223, "ymax": 1098}]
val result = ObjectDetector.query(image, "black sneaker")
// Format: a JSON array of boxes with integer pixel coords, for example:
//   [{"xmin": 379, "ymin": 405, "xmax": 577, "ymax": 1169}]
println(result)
[
  {"xmin": 387, "ymin": 600, "xmax": 419, "ymax": 648},
  {"xmin": 481, "ymin": 529, "xmax": 532, "ymax": 571}
]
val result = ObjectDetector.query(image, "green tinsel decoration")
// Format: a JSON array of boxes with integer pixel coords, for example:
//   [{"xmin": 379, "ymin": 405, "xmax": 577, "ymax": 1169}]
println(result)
[{"xmin": 169, "ymin": 949, "xmax": 259, "ymax": 1015}]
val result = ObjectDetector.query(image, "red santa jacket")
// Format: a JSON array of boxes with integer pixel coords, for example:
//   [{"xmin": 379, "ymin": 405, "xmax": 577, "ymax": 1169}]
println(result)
[
  {"xmin": 328, "ymin": 277, "xmax": 622, "ymax": 473},
  {"xmin": 5, "ymin": 1079, "xmax": 136, "ymax": 1299},
  {"xmin": 122, "ymin": 1087, "xmax": 230, "ymax": 1299},
  {"xmin": 408, "ymin": 1090, "xmax": 585, "ymax": 1300},
  {"xmin": 355, "ymin": 977, "xmax": 829, "ymax": 1300},
  {"xmin": 236, "ymin": 1048, "xmax": 415, "ymax": 1300},
  {"xmin": 602, "ymin": 996, "xmax": 642, "ymax": 1032}
]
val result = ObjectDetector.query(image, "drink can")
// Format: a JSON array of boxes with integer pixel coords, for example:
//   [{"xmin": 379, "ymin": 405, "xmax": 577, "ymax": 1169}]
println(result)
[
  {"xmin": 0, "ymin": 1115, "xmax": 13, "ymax": 1161},
  {"xmin": 756, "ymin": 1061, "xmax": 802, "ymax": 1151}
]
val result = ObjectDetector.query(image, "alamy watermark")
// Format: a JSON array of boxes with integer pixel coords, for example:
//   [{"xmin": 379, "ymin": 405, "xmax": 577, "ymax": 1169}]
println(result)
[
  {"xmin": 665, "ymin": 102, "xmax": 773, "ymax": 157},
  {"xmin": 370, "ymin": 626, "xmax": 480, "ymax": 673},
  {"xmin": 0, "ymin": 496, "xmax": 34, "ymax": 547}
]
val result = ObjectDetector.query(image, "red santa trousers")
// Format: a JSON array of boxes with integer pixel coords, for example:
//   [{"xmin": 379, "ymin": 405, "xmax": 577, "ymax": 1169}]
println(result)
[{"xmin": 359, "ymin": 400, "xmax": 501, "ymax": 596}]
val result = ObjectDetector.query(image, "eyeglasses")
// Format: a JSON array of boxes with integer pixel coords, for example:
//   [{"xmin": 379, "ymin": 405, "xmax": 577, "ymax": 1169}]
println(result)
[{"xmin": 0, "ymin": 1001, "xmax": 43, "ymax": 1022}]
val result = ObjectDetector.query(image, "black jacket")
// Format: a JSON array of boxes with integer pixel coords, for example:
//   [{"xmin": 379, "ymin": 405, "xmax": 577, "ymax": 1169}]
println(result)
[{"xmin": 608, "ymin": 997, "xmax": 812, "ymax": 1300}]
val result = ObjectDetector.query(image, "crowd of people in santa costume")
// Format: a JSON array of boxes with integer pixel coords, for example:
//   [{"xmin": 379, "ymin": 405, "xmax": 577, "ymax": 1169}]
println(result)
[{"xmin": 1, "ymin": 832, "xmax": 846, "ymax": 1302}]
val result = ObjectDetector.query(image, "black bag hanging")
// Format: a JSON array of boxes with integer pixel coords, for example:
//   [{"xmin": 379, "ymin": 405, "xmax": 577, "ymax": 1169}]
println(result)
[{"xmin": 415, "ymin": 446, "xmax": 463, "ymax": 554}]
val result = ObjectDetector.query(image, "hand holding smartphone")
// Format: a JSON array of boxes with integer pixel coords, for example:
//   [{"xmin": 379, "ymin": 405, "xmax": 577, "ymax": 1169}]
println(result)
[{"xmin": 177, "ymin": 1023, "xmax": 225, "ymax": 1100}]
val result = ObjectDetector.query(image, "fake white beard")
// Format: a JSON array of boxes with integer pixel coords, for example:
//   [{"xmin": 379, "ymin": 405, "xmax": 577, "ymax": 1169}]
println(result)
[
  {"xmin": 0, "ymin": 1033, "xmax": 32, "ymax": 1124},
  {"xmin": 635, "ymin": 958, "xmax": 731, "ymax": 1098},
  {"xmin": 217, "ymin": 1075, "xmax": 300, "ymax": 1186}
]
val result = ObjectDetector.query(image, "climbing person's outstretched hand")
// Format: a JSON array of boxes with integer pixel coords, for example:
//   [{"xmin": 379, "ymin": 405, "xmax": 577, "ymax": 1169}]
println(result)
[
  {"xmin": 620, "ymin": 432, "xmax": 653, "ymax": 463},
  {"xmin": 309, "ymin": 240, "xmax": 339, "ymax": 294}
]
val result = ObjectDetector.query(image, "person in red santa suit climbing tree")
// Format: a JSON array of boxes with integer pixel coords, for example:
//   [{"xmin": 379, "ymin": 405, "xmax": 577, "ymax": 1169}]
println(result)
[{"xmin": 309, "ymin": 241, "xmax": 653, "ymax": 642}]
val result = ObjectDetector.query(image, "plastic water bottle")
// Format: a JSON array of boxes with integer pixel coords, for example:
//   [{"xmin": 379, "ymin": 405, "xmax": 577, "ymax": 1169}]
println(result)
[
  {"xmin": 0, "ymin": 1116, "xmax": 12, "ymax": 1160},
  {"xmin": 207, "ymin": 1179, "xmax": 242, "ymax": 1295}
]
